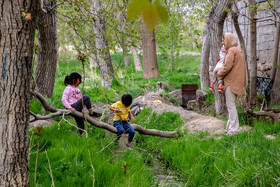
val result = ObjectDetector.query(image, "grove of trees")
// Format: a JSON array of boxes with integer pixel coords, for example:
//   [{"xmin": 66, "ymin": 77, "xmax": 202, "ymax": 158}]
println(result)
[{"xmin": 1, "ymin": 0, "xmax": 280, "ymax": 185}]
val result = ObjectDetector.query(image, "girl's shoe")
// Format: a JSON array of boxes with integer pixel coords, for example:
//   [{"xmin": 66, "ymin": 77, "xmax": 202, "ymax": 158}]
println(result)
[
  {"xmin": 209, "ymin": 86, "xmax": 215, "ymax": 93},
  {"xmin": 218, "ymin": 88, "xmax": 224, "ymax": 93},
  {"xmin": 90, "ymin": 112, "xmax": 102, "ymax": 117}
]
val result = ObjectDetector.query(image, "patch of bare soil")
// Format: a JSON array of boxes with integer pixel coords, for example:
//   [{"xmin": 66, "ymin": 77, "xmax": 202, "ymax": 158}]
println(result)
[{"xmin": 134, "ymin": 92, "xmax": 226, "ymax": 136}]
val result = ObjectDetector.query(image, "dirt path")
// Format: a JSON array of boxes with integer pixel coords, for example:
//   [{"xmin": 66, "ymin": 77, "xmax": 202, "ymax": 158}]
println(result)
[{"xmin": 134, "ymin": 92, "xmax": 225, "ymax": 136}]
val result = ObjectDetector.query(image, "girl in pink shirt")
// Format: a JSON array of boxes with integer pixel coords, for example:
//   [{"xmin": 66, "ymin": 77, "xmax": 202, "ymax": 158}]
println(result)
[{"xmin": 62, "ymin": 72, "xmax": 101, "ymax": 135}]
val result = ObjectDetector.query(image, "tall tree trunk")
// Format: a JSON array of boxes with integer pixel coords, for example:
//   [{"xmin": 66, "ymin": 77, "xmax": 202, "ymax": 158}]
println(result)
[
  {"xmin": 232, "ymin": 0, "xmax": 247, "ymax": 62},
  {"xmin": 140, "ymin": 20, "xmax": 160, "ymax": 78},
  {"xmin": 35, "ymin": 0, "xmax": 57, "ymax": 97},
  {"xmin": 131, "ymin": 46, "xmax": 143, "ymax": 71},
  {"xmin": 249, "ymin": 0, "xmax": 257, "ymax": 108},
  {"xmin": 232, "ymin": 4, "xmax": 249, "ymax": 108},
  {"xmin": 200, "ymin": 5, "xmax": 216, "ymax": 90},
  {"xmin": 271, "ymin": 21, "xmax": 280, "ymax": 80},
  {"xmin": 124, "ymin": 55, "xmax": 130, "ymax": 66},
  {"xmin": 271, "ymin": 20, "xmax": 280, "ymax": 104},
  {"xmin": 209, "ymin": 0, "xmax": 232, "ymax": 115},
  {"xmin": 89, "ymin": 54, "xmax": 98, "ymax": 68},
  {"xmin": 0, "ymin": 0, "xmax": 37, "ymax": 185},
  {"xmin": 232, "ymin": 13, "xmax": 247, "ymax": 62},
  {"xmin": 91, "ymin": 0, "xmax": 114, "ymax": 88}
]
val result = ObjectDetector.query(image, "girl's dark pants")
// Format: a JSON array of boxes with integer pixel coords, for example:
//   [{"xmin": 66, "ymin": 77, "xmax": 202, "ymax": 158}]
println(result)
[
  {"xmin": 113, "ymin": 120, "xmax": 135, "ymax": 142},
  {"xmin": 71, "ymin": 94, "xmax": 92, "ymax": 134}
]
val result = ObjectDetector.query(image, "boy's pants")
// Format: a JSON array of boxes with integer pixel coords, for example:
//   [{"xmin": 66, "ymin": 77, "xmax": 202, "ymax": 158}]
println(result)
[{"xmin": 113, "ymin": 120, "xmax": 135, "ymax": 142}]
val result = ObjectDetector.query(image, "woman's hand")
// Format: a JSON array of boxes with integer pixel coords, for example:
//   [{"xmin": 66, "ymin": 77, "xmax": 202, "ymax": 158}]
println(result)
[{"xmin": 70, "ymin": 107, "xmax": 76, "ymax": 113}]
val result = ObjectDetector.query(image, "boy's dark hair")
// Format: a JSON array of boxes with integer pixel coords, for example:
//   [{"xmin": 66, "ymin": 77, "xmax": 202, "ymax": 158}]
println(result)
[
  {"xmin": 64, "ymin": 72, "xmax": 82, "ymax": 86},
  {"xmin": 121, "ymin": 94, "xmax": 133, "ymax": 107}
]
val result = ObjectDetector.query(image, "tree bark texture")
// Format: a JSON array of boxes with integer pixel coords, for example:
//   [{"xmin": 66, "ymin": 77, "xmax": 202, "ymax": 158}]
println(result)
[
  {"xmin": 0, "ymin": 0, "xmax": 37, "ymax": 186},
  {"xmin": 209, "ymin": 0, "xmax": 232, "ymax": 115},
  {"xmin": 200, "ymin": 5, "xmax": 216, "ymax": 90},
  {"xmin": 249, "ymin": 0, "xmax": 257, "ymax": 107},
  {"xmin": 124, "ymin": 55, "xmax": 130, "ymax": 66},
  {"xmin": 131, "ymin": 46, "xmax": 142, "ymax": 71},
  {"xmin": 271, "ymin": 21, "xmax": 280, "ymax": 104},
  {"xmin": 140, "ymin": 21, "xmax": 160, "ymax": 78},
  {"xmin": 89, "ymin": 54, "xmax": 98, "ymax": 68},
  {"xmin": 35, "ymin": 0, "xmax": 58, "ymax": 98},
  {"xmin": 232, "ymin": 5, "xmax": 250, "ymax": 106},
  {"xmin": 232, "ymin": 12, "xmax": 247, "ymax": 63},
  {"xmin": 271, "ymin": 21, "xmax": 280, "ymax": 80},
  {"xmin": 91, "ymin": 0, "xmax": 114, "ymax": 88}
]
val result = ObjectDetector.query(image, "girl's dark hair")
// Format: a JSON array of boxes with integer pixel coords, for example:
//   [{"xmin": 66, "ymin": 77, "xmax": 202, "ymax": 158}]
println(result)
[
  {"xmin": 121, "ymin": 94, "xmax": 133, "ymax": 107},
  {"xmin": 64, "ymin": 72, "xmax": 82, "ymax": 86}
]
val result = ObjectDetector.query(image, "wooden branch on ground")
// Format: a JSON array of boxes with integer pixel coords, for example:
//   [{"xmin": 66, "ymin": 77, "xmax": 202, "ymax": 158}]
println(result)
[
  {"xmin": 31, "ymin": 91, "xmax": 179, "ymax": 138},
  {"xmin": 252, "ymin": 109, "xmax": 280, "ymax": 123}
]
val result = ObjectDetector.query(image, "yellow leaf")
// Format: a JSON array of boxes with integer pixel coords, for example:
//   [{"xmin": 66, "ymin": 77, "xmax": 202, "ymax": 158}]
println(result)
[
  {"xmin": 157, "ymin": 4, "xmax": 169, "ymax": 23},
  {"xmin": 128, "ymin": 0, "xmax": 169, "ymax": 29},
  {"xmin": 142, "ymin": 3, "xmax": 160, "ymax": 30},
  {"xmin": 127, "ymin": 0, "xmax": 149, "ymax": 20}
]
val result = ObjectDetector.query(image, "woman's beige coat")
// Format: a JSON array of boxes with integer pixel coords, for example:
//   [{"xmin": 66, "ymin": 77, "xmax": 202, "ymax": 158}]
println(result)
[{"xmin": 217, "ymin": 33, "xmax": 247, "ymax": 95}]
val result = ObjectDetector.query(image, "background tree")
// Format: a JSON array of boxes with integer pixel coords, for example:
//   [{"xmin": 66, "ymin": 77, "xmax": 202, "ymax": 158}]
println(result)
[
  {"xmin": 209, "ymin": 0, "xmax": 232, "ymax": 115},
  {"xmin": 131, "ymin": 45, "xmax": 143, "ymax": 71},
  {"xmin": 271, "ymin": 20, "xmax": 280, "ymax": 104},
  {"xmin": 91, "ymin": 0, "xmax": 115, "ymax": 87},
  {"xmin": 248, "ymin": 0, "xmax": 257, "ymax": 108},
  {"xmin": 200, "ymin": 5, "xmax": 216, "ymax": 89},
  {"xmin": 35, "ymin": 0, "xmax": 58, "ymax": 97},
  {"xmin": 0, "ymin": 0, "xmax": 38, "ymax": 185},
  {"xmin": 140, "ymin": 20, "xmax": 160, "ymax": 78},
  {"xmin": 270, "ymin": 1, "xmax": 280, "ymax": 104}
]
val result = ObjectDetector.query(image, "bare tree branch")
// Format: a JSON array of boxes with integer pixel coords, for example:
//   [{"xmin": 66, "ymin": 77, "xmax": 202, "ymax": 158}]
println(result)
[
  {"xmin": 30, "ymin": 110, "xmax": 70, "ymax": 122},
  {"xmin": 58, "ymin": 112, "xmax": 89, "ymax": 138},
  {"xmin": 31, "ymin": 91, "xmax": 180, "ymax": 138}
]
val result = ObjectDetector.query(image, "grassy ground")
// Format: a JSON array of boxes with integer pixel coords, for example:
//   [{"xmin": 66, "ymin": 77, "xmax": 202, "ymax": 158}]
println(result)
[
  {"xmin": 29, "ymin": 52, "xmax": 280, "ymax": 186},
  {"xmin": 135, "ymin": 109, "xmax": 280, "ymax": 186}
]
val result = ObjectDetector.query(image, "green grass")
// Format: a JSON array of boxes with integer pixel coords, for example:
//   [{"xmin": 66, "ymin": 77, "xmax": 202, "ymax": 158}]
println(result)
[
  {"xmin": 29, "ymin": 123, "xmax": 154, "ymax": 186},
  {"xmin": 135, "ymin": 109, "xmax": 280, "ymax": 186},
  {"xmin": 29, "ymin": 51, "xmax": 280, "ymax": 186}
]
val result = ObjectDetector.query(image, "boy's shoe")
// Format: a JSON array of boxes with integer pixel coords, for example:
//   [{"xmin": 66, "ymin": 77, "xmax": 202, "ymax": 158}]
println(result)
[
  {"xmin": 209, "ymin": 86, "xmax": 215, "ymax": 93},
  {"xmin": 125, "ymin": 144, "xmax": 133, "ymax": 150},
  {"xmin": 90, "ymin": 112, "xmax": 102, "ymax": 117},
  {"xmin": 218, "ymin": 88, "xmax": 224, "ymax": 93}
]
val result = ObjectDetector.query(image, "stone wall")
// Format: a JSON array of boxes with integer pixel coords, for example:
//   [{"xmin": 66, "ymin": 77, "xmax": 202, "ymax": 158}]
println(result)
[{"xmin": 223, "ymin": 0, "xmax": 280, "ymax": 77}]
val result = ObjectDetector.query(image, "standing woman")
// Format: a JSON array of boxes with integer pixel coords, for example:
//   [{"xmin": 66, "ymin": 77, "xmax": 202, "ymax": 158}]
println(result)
[
  {"xmin": 62, "ymin": 72, "xmax": 101, "ymax": 135},
  {"xmin": 217, "ymin": 32, "xmax": 248, "ymax": 135}
]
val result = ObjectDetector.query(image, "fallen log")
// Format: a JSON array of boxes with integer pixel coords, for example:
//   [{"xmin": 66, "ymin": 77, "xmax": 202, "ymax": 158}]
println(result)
[
  {"xmin": 252, "ymin": 108, "xmax": 280, "ymax": 122},
  {"xmin": 31, "ymin": 91, "xmax": 179, "ymax": 138}
]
